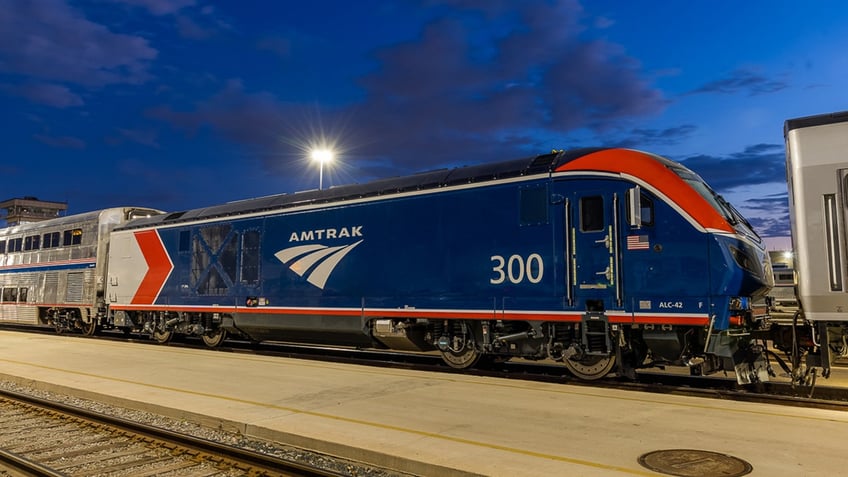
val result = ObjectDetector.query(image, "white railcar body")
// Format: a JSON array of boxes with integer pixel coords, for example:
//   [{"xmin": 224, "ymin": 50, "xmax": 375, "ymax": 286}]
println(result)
[{"xmin": 785, "ymin": 112, "xmax": 848, "ymax": 322}]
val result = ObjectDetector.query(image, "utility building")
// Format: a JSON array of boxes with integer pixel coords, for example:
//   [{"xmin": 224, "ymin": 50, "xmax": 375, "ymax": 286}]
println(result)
[{"xmin": 0, "ymin": 197, "xmax": 67, "ymax": 226}]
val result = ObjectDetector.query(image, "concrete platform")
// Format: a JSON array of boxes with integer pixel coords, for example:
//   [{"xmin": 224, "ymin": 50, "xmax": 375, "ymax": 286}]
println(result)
[{"xmin": 0, "ymin": 331, "xmax": 845, "ymax": 476}]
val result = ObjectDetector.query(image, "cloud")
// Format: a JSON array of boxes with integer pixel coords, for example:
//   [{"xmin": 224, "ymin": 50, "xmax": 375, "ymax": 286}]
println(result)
[
  {"xmin": 0, "ymin": 82, "xmax": 83, "ymax": 108},
  {"xmin": 687, "ymin": 68, "xmax": 788, "ymax": 96},
  {"xmin": 107, "ymin": 128, "xmax": 160, "ymax": 148},
  {"xmin": 611, "ymin": 124, "xmax": 698, "ymax": 148},
  {"xmin": 107, "ymin": 0, "xmax": 229, "ymax": 39},
  {"xmin": 175, "ymin": 14, "xmax": 216, "ymax": 39},
  {"xmin": 33, "ymin": 133, "xmax": 86, "ymax": 149},
  {"xmin": 257, "ymin": 37, "xmax": 292, "ymax": 59},
  {"xmin": 743, "ymin": 193, "xmax": 790, "ymax": 237},
  {"xmin": 744, "ymin": 193, "xmax": 789, "ymax": 214},
  {"xmin": 678, "ymin": 145, "xmax": 788, "ymax": 238},
  {"xmin": 147, "ymin": 79, "xmax": 289, "ymax": 148},
  {"xmin": 0, "ymin": 0, "xmax": 157, "ymax": 87},
  {"xmin": 679, "ymin": 143, "xmax": 785, "ymax": 190},
  {"xmin": 151, "ymin": 1, "xmax": 666, "ymax": 178},
  {"xmin": 107, "ymin": 0, "xmax": 195, "ymax": 16}
]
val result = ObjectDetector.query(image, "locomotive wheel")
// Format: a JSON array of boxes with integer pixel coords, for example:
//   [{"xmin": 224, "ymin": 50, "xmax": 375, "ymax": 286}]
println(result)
[
  {"xmin": 439, "ymin": 337, "xmax": 483, "ymax": 369},
  {"xmin": 153, "ymin": 329, "xmax": 173, "ymax": 344},
  {"xmin": 564, "ymin": 354, "xmax": 616, "ymax": 380},
  {"xmin": 201, "ymin": 328, "xmax": 227, "ymax": 348},
  {"xmin": 82, "ymin": 319, "xmax": 98, "ymax": 336}
]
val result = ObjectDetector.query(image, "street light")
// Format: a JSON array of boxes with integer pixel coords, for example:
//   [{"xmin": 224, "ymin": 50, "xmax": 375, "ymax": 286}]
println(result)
[{"xmin": 310, "ymin": 148, "xmax": 334, "ymax": 190}]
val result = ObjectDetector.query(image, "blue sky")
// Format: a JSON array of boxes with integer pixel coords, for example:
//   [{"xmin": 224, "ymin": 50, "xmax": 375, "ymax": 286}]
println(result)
[{"xmin": 2, "ymin": 0, "xmax": 846, "ymax": 249}]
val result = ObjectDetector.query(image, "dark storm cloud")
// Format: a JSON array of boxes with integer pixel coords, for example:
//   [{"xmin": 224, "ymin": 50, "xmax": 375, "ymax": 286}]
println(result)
[
  {"xmin": 687, "ymin": 68, "xmax": 788, "ymax": 96},
  {"xmin": 0, "ymin": 0, "xmax": 157, "ymax": 87},
  {"xmin": 152, "ymin": 1, "xmax": 666, "ymax": 178},
  {"xmin": 679, "ymin": 143, "xmax": 785, "ymax": 190}
]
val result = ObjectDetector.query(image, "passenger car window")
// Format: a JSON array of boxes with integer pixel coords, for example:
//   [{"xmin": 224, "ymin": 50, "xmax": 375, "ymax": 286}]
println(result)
[
  {"xmin": 2, "ymin": 287, "xmax": 17, "ymax": 302},
  {"xmin": 43, "ymin": 232, "xmax": 60, "ymax": 248},
  {"xmin": 63, "ymin": 228, "xmax": 83, "ymax": 246},
  {"xmin": 24, "ymin": 235, "xmax": 40, "ymax": 251},
  {"xmin": 8, "ymin": 238, "xmax": 22, "ymax": 252}
]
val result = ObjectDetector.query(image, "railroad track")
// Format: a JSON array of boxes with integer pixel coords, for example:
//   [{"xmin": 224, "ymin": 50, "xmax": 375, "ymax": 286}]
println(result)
[{"xmin": 0, "ymin": 388, "xmax": 345, "ymax": 477}]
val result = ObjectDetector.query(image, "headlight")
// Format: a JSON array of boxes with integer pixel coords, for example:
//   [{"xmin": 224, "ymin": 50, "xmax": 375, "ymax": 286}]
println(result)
[
  {"xmin": 729, "ymin": 296, "xmax": 750, "ymax": 311},
  {"xmin": 729, "ymin": 245, "xmax": 760, "ymax": 276}
]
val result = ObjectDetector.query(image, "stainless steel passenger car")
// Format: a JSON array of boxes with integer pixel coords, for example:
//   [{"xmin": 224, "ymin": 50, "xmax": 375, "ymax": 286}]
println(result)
[
  {"xmin": 777, "ymin": 111, "xmax": 848, "ymax": 376},
  {"xmin": 0, "ymin": 207, "xmax": 162, "ymax": 333}
]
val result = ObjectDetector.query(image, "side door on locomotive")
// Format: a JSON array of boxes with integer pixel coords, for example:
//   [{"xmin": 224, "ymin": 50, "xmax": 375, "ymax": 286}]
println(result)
[
  {"xmin": 526, "ymin": 178, "xmax": 633, "ymax": 379},
  {"xmin": 554, "ymin": 178, "xmax": 655, "ymax": 369},
  {"xmin": 559, "ymin": 180, "xmax": 637, "ymax": 312}
]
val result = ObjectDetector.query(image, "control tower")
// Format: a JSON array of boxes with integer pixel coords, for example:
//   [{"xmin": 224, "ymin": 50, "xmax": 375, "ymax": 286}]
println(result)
[{"xmin": 0, "ymin": 197, "xmax": 68, "ymax": 226}]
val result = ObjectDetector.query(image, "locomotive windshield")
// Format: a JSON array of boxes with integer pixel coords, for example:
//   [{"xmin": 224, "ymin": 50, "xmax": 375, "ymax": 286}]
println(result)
[{"xmin": 651, "ymin": 153, "xmax": 762, "ymax": 241}]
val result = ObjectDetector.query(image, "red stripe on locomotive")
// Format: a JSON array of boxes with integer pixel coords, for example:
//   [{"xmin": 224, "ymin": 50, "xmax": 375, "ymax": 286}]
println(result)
[{"xmin": 556, "ymin": 149, "xmax": 734, "ymax": 233}]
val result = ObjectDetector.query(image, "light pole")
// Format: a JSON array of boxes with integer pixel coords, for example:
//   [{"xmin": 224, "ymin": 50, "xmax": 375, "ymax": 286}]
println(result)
[{"xmin": 310, "ymin": 148, "xmax": 334, "ymax": 190}]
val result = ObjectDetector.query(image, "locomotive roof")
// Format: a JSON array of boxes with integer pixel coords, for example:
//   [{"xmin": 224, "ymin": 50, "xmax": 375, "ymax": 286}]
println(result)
[{"xmin": 120, "ymin": 147, "xmax": 608, "ymax": 230}]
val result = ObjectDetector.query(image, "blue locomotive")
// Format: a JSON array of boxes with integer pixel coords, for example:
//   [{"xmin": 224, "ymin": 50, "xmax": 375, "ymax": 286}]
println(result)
[
  {"xmin": 104, "ymin": 148, "xmax": 772, "ymax": 381},
  {"xmin": 0, "ymin": 148, "xmax": 773, "ymax": 381}
]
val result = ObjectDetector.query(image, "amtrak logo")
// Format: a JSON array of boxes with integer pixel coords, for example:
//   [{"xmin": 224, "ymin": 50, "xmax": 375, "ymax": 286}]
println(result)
[{"xmin": 274, "ymin": 239, "xmax": 363, "ymax": 289}]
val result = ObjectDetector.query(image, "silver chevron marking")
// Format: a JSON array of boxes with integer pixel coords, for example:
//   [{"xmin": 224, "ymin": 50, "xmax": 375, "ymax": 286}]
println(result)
[{"xmin": 274, "ymin": 240, "xmax": 363, "ymax": 289}]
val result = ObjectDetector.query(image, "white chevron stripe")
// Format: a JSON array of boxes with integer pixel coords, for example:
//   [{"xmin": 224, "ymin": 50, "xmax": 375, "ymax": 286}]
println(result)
[
  {"xmin": 306, "ymin": 240, "xmax": 363, "ymax": 288},
  {"xmin": 290, "ymin": 245, "xmax": 346, "ymax": 276},
  {"xmin": 274, "ymin": 244, "xmax": 326, "ymax": 263}
]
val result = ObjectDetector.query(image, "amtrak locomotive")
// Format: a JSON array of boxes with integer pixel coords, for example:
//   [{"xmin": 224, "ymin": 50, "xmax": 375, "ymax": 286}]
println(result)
[{"xmin": 0, "ymin": 148, "xmax": 773, "ymax": 382}]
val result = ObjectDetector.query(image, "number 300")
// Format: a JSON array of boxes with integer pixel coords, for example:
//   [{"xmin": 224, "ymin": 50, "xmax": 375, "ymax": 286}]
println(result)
[{"xmin": 490, "ymin": 254, "xmax": 544, "ymax": 284}]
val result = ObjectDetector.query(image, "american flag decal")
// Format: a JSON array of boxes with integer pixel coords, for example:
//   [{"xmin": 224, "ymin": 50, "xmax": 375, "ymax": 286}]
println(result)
[{"xmin": 627, "ymin": 235, "xmax": 650, "ymax": 250}]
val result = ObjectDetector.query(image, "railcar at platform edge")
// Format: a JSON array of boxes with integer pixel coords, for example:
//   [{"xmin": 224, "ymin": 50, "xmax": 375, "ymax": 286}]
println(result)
[
  {"xmin": 0, "ymin": 207, "xmax": 163, "ymax": 334},
  {"xmin": 105, "ymin": 147, "xmax": 773, "ymax": 382},
  {"xmin": 766, "ymin": 111, "xmax": 848, "ymax": 381}
]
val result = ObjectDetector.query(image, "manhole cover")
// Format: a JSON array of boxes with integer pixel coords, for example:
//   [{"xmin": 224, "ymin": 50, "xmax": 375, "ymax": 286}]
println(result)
[{"xmin": 638, "ymin": 449, "xmax": 752, "ymax": 477}]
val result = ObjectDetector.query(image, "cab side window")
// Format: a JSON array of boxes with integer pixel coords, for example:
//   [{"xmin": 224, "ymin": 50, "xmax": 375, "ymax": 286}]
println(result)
[
  {"xmin": 580, "ymin": 196, "xmax": 604, "ymax": 232},
  {"xmin": 627, "ymin": 192, "xmax": 655, "ymax": 227},
  {"xmin": 638, "ymin": 193, "xmax": 654, "ymax": 226}
]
